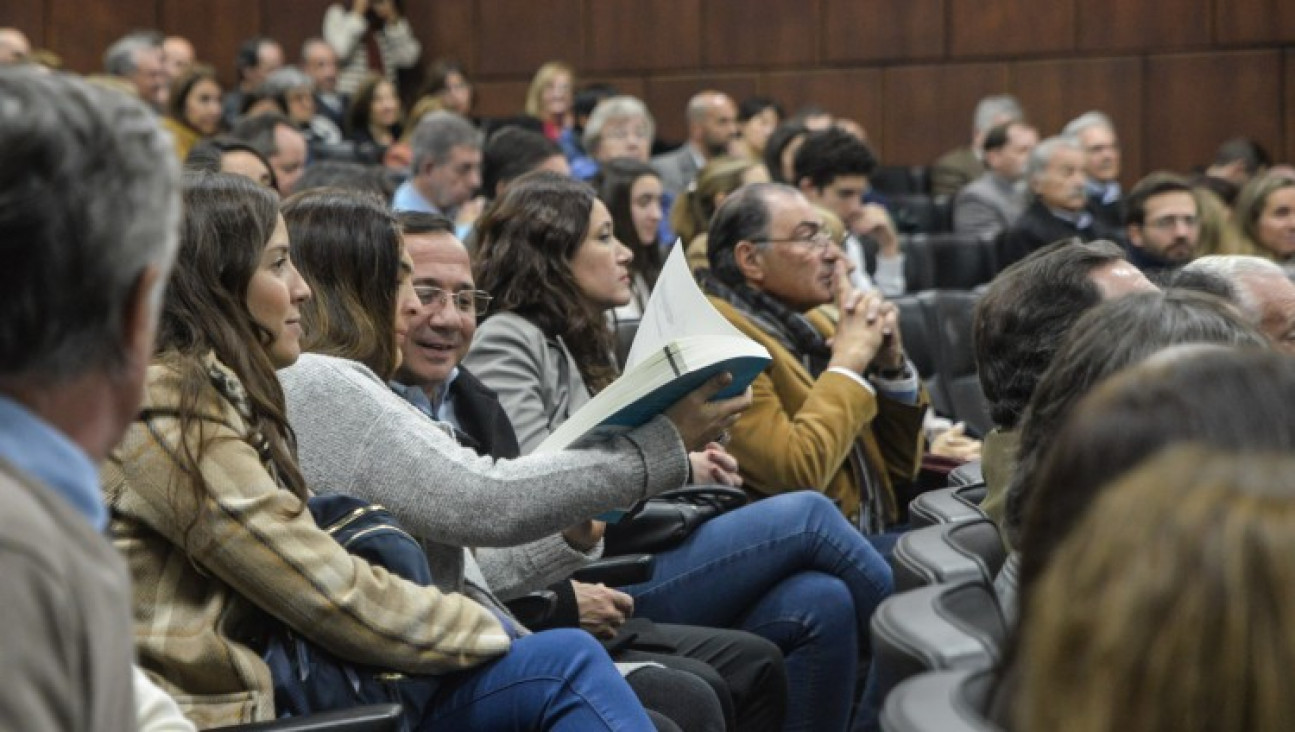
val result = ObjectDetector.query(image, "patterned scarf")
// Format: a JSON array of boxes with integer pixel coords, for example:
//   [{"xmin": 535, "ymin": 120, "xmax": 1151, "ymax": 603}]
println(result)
[{"xmin": 698, "ymin": 270, "xmax": 832, "ymax": 376}]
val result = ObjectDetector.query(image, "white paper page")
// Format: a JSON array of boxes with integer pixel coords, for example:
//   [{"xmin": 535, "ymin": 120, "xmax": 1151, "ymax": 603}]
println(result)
[{"xmin": 625, "ymin": 240, "xmax": 747, "ymax": 369}]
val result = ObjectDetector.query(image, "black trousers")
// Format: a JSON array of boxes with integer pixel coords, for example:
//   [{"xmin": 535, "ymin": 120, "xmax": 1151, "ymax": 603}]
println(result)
[{"xmin": 611, "ymin": 620, "xmax": 788, "ymax": 732}]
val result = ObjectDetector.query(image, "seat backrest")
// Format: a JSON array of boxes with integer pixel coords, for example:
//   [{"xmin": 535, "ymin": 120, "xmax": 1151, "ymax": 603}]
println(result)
[
  {"xmin": 612, "ymin": 316, "xmax": 639, "ymax": 370},
  {"xmin": 930, "ymin": 195, "xmax": 954, "ymax": 234},
  {"xmin": 928, "ymin": 234, "xmax": 997, "ymax": 290},
  {"xmin": 924, "ymin": 290, "xmax": 994, "ymax": 437},
  {"xmin": 871, "ymin": 580, "xmax": 1006, "ymax": 701},
  {"xmin": 908, "ymin": 487, "xmax": 985, "ymax": 529},
  {"xmin": 947, "ymin": 460, "xmax": 984, "ymax": 488},
  {"xmin": 873, "ymin": 165, "xmax": 931, "ymax": 196},
  {"xmin": 881, "ymin": 669, "xmax": 1001, "ymax": 732},
  {"xmin": 891, "ymin": 194, "xmax": 940, "ymax": 235},
  {"xmin": 891, "ymin": 518, "xmax": 1004, "ymax": 592},
  {"xmin": 893, "ymin": 292, "xmax": 948, "ymax": 415},
  {"xmin": 901, "ymin": 235, "xmax": 936, "ymax": 293}
]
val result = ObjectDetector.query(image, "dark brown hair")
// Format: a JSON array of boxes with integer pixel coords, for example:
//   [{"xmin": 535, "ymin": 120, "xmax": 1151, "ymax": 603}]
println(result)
[
  {"xmin": 474, "ymin": 170, "xmax": 618, "ymax": 392},
  {"xmin": 282, "ymin": 188, "xmax": 404, "ymax": 380},
  {"xmin": 166, "ymin": 63, "xmax": 220, "ymax": 132},
  {"xmin": 593, "ymin": 157, "xmax": 663, "ymax": 288},
  {"xmin": 154, "ymin": 171, "xmax": 308, "ymax": 509}
]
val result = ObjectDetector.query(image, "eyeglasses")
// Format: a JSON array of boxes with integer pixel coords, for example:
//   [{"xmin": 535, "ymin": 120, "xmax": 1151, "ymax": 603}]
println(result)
[
  {"xmin": 754, "ymin": 226, "xmax": 834, "ymax": 254},
  {"xmin": 603, "ymin": 125, "xmax": 650, "ymax": 141},
  {"xmin": 413, "ymin": 286, "xmax": 492, "ymax": 314}
]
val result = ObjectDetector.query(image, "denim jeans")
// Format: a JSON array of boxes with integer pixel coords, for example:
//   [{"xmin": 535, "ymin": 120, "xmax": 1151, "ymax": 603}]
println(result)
[
  {"xmin": 424, "ymin": 629, "xmax": 654, "ymax": 731},
  {"xmin": 622, "ymin": 491, "xmax": 895, "ymax": 732}
]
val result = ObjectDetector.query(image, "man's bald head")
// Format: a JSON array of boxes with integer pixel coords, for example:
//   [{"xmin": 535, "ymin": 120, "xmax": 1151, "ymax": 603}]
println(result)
[{"xmin": 0, "ymin": 29, "xmax": 31, "ymax": 65}]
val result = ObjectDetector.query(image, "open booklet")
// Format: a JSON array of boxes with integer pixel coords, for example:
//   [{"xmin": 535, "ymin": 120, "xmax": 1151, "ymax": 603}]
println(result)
[{"xmin": 535, "ymin": 241, "xmax": 771, "ymax": 469}]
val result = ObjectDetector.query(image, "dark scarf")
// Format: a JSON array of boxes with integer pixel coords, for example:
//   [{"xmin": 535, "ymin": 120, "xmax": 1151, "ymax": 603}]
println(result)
[{"xmin": 699, "ymin": 270, "xmax": 832, "ymax": 376}]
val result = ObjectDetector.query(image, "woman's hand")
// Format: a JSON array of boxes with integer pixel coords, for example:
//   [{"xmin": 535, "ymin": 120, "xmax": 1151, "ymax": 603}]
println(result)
[
  {"xmin": 929, "ymin": 422, "xmax": 982, "ymax": 462},
  {"xmin": 688, "ymin": 443, "xmax": 742, "ymax": 486},
  {"xmin": 561, "ymin": 520, "xmax": 605, "ymax": 552},
  {"xmin": 663, "ymin": 372, "xmax": 752, "ymax": 452}
]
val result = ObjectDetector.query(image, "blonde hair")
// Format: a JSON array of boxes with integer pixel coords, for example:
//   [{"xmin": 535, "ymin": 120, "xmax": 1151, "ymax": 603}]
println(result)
[
  {"xmin": 524, "ymin": 61, "xmax": 574, "ymax": 120},
  {"xmin": 1227, "ymin": 171, "xmax": 1295, "ymax": 260},
  {"xmin": 670, "ymin": 155, "xmax": 761, "ymax": 245},
  {"xmin": 1019, "ymin": 445, "xmax": 1295, "ymax": 732}
]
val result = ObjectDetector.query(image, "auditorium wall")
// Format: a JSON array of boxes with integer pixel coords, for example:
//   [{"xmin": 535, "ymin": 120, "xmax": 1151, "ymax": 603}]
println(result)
[{"xmin": 4, "ymin": 0, "xmax": 1293, "ymax": 185}]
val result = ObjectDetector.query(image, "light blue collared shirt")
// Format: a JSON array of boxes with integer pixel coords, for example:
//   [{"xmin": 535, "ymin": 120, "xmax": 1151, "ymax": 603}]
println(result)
[
  {"xmin": 390, "ymin": 369, "xmax": 463, "ymax": 432},
  {"xmin": 392, "ymin": 180, "xmax": 474, "ymax": 242},
  {"xmin": 0, "ymin": 394, "xmax": 106, "ymax": 530}
]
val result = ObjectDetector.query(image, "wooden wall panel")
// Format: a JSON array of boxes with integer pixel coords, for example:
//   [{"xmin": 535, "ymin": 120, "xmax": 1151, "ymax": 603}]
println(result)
[
  {"xmin": 474, "ymin": 0, "xmax": 581, "ymax": 76},
  {"xmin": 581, "ymin": 75, "xmax": 648, "ymax": 103},
  {"xmin": 948, "ymin": 0, "xmax": 1074, "ymax": 58},
  {"xmin": 0, "ymin": 1, "xmax": 46, "ymax": 46},
  {"xmin": 1215, "ymin": 0, "xmax": 1295, "ymax": 46},
  {"xmin": 1287, "ymin": 51, "xmax": 1295, "ymax": 163},
  {"xmin": 823, "ymin": 0, "xmax": 944, "ymax": 64},
  {"xmin": 585, "ymin": 0, "xmax": 700, "ymax": 73},
  {"xmin": 260, "ymin": 0, "xmax": 332, "ymax": 70},
  {"xmin": 406, "ymin": 0, "xmax": 475, "ymax": 72},
  {"xmin": 1077, "ymin": 0, "xmax": 1210, "ymax": 52},
  {"xmin": 645, "ymin": 74, "xmax": 760, "ymax": 144},
  {"xmin": 471, "ymin": 79, "xmax": 530, "ymax": 118},
  {"xmin": 764, "ymin": 69, "xmax": 885, "ymax": 153},
  {"xmin": 162, "ymin": 0, "xmax": 260, "ymax": 89},
  {"xmin": 702, "ymin": 0, "xmax": 817, "ymax": 68},
  {"xmin": 1145, "ymin": 51, "xmax": 1283, "ymax": 174},
  {"xmin": 47, "ymin": 0, "xmax": 157, "ymax": 75},
  {"xmin": 1010, "ymin": 56, "xmax": 1143, "ymax": 186},
  {"xmin": 882, "ymin": 63, "xmax": 1010, "ymax": 166}
]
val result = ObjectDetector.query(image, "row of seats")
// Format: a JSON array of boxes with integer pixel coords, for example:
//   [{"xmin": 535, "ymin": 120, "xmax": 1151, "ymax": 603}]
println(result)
[
  {"xmin": 872, "ymin": 483, "xmax": 1007, "ymax": 730},
  {"xmin": 892, "ymin": 290, "xmax": 993, "ymax": 436},
  {"xmin": 901, "ymin": 234, "xmax": 1000, "ymax": 292},
  {"xmin": 890, "ymin": 194, "xmax": 954, "ymax": 235}
]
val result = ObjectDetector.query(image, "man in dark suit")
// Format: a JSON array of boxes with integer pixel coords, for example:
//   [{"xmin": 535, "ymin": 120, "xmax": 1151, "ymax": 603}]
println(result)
[
  {"xmin": 301, "ymin": 38, "xmax": 348, "ymax": 131},
  {"xmin": 651, "ymin": 90, "xmax": 738, "ymax": 196},
  {"xmin": 1000, "ymin": 135, "xmax": 1118, "ymax": 268}
]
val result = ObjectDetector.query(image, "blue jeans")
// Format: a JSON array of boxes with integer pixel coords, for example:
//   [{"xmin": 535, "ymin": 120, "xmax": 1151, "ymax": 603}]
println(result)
[
  {"xmin": 425, "ymin": 629, "xmax": 654, "ymax": 731},
  {"xmin": 622, "ymin": 491, "xmax": 895, "ymax": 732}
]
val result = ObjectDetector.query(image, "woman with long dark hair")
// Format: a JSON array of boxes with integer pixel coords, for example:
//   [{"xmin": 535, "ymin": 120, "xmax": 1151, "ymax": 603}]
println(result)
[
  {"xmin": 593, "ymin": 158, "xmax": 664, "ymax": 318},
  {"xmin": 104, "ymin": 172, "xmax": 657, "ymax": 731},
  {"xmin": 466, "ymin": 171, "xmax": 898, "ymax": 732}
]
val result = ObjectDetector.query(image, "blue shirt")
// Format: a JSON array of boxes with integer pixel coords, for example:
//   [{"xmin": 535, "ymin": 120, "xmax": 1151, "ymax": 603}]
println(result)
[
  {"xmin": 392, "ymin": 180, "xmax": 474, "ymax": 242},
  {"xmin": 0, "ymin": 394, "xmax": 106, "ymax": 530},
  {"xmin": 389, "ymin": 368, "xmax": 464, "ymax": 432}
]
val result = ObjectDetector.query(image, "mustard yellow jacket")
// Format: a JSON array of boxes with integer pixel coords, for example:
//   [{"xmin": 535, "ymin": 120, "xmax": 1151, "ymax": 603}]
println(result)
[{"xmin": 710, "ymin": 297, "xmax": 928, "ymax": 525}]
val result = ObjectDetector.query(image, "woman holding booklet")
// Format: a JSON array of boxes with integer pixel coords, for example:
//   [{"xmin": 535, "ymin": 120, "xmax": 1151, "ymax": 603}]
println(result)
[{"xmin": 466, "ymin": 171, "xmax": 896, "ymax": 732}]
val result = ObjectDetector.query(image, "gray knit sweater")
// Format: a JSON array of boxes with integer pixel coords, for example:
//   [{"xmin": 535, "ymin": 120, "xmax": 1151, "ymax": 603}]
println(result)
[{"xmin": 279, "ymin": 353, "xmax": 689, "ymax": 593}]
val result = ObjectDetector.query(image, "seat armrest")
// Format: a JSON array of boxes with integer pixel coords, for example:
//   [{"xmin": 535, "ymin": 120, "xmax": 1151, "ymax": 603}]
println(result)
[
  {"xmin": 212, "ymin": 704, "xmax": 403, "ymax": 731},
  {"xmin": 571, "ymin": 554, "xmax": 655, "ymax": 586},
  {"xmin": 503, "ymin": 590, "xmax": 558, "ymax": 628}
]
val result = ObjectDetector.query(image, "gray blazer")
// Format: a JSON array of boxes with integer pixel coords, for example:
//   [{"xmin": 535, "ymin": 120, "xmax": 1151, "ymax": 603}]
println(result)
[
  {"xmin": 952, "ymin": 172, "xmax": 1028, "ymax": 238},
  {"xmin": 651, "ymin": 144, "xmax": 702, "ymax": 197}
]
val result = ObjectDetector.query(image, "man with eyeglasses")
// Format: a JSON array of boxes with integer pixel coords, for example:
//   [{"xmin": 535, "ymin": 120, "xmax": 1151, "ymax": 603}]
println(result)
[
  {"xmin": 1123, "ymin": 172, "xmax": 1201, "ymax": 273},
  {"xmin": 387, "ymin": 212, "xmax": 508, "ymax": 454},
  {"xmin": 700, "ymin": 183, "xmax": 927, "ymax": 535}
]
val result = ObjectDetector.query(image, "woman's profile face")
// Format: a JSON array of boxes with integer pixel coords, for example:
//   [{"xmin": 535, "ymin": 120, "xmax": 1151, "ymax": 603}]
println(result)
[
  {"xmin": 184, "ymin": 78, "xmax": 223, "ymax": 136},
  {"xmin": 392, "ymin": 244, "xmax": 420, "ymax": 371},
  {"xmin": 371, "ymin": 81, "xmax": 402, "ymax": 129},
  {"xmin": 441, "ymin": 71, "xmax": 472, "ymax": 115},
  {"xmin": 628, "ymin": 174, "xmax": 663, "ymax": 247},
  {"xmin": 246, "ymin": 215, "xmax": 312, "ymax": 368},
  {"xmin": 570, "ymin": 199, "xmax": 633, "ymax": 310},
  {"xmin": 1257, "ymin": 185, "xmax": 1295, "ymax": 258}
]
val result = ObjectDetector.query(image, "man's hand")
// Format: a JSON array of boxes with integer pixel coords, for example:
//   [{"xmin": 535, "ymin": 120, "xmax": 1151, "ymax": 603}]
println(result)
[
  {"xmin": 929, "ymin": 422, "xmax": 982, "ymax": 461},
  {"xmin": 870, "ymin": 301, "xmax": 906, "ymax": 372},
  {"xmin": 854, "ymin": 203, "xmax": 900, "ymax": 258},
  {"xmin": 826, "ymin": 258, "xmax": 888, "ymax": 374},
  {"xmin": 573, "ymin": 581, "xmax": 633, "ymax": 639}
]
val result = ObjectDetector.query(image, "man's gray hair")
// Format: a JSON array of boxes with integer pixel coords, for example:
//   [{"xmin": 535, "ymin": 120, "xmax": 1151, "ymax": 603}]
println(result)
[
  {"xmin": 973, "ymin": 94, "xmax": 1023, "ymax": 135},
  {"xmin": 0, "ymin": 69, "xmax": 179, "ymax": 382},
  {"xmin": 103, "ymin": 30, "xmax": 162, "ymax": 77},
  {"xmin": 410, "ymin": 111, "xmax": 483, "ymax": 173},
  {"xmin": 707, "ymin": 183, "xmax": 797, "ymax": 286},
  {"xmin": 260, "ymin": 65, "xmax": 314, "ymax": 98},
  {"xmin": 582, "ymin": 95, "xmax": 655, "ymax": 155},
  {"xmin": 1062, "ymin": 110, "xmax": 1115, "ymax": 138},
  {"xmin": 1026, "ymin": 135, "xmax": 1083, "ymax": 186},
  {"xmin": 1183, "ymin": 255, "xmax": 1286, "ymax": 319}
]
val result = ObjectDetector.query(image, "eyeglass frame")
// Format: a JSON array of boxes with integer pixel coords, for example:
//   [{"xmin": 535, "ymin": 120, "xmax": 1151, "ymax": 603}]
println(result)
[
  {"xmin": 751, "ymin": 224, "xmax": 835, "ymax": 254},
  {"xmin": 412, "ymin": 285, "xmax": 493, "ymax": 315}
]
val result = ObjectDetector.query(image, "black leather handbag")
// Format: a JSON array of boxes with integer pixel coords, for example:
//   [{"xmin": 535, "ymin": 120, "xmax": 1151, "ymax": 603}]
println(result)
[{"xmin": 603, "ymin": 485, "xmax": 749, "ymax": 556}]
